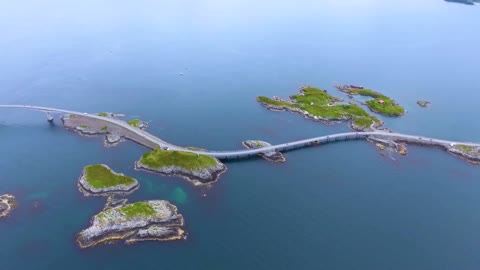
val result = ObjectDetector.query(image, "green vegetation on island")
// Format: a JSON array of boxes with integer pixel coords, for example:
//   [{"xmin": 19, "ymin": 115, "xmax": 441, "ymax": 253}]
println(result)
[
  {"xmin": 119, "ymin": 202, "xmax": 156, "ymax": 218},
  {"xmin": 84, "ymin": 164, "xmax": 136, "ymax": 189},
  {"xmin": 454, "ymin": 144, "xmax": 475, "ymax": 154},
  {"xmin": 257, "ymin": 86, "xmax": 381, "ymax": 129},
  {"xmin": 78, "ymin": 200, "xmax": 185, "ymax": 248},
  {"xmin": 337, "ymin": 86, "xmax": 405, "ymax": 116},
  {"xmin": 128, "ymin": 119, "xmax": 142, "ymax": 127},
  {"xmin": 97, "ymin": 112, "xmax": 108, "ymax": 117},
  {"xmin": 101, "ymin": 126, "xmax": 107, "ymax": 131},
  {"xmin": 140, "ymin": 148, "xmax": 217, "ymax": 171}
]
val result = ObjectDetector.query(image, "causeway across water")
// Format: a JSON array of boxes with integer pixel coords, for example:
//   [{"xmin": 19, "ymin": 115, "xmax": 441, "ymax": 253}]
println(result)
[{"xmin": 1, "ymin": 105, "xmax": 479, "ymax": 160}]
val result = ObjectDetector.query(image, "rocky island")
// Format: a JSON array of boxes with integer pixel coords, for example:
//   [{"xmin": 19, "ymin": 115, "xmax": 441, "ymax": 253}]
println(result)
[
  {"xmin": 242, "ymin": 140, "xmax": 286, "ymax": 162},
  {"xmin": 135, "ymin": 148, "xmax": 227, "ymax": 186},
  {"xmin": 257, "ymin": 86, "xmax": 382, "ymax": 131},
  {"xmin": 336, "ymin": 85, "xmax": 405, "ymax": 116},
  {"xmin": 0, "ymin": 194, "xmax": 16, "ymax": 218},
  {"xmin": 78, "ymin": 164, "xmax": 139, "ymax": 196},
  {"xmin": 417, "ymin": 100, "xmax": 431, "ymax": 108},
  {"xmin": 77, "ymin": 200, "xmax": 185, "ymax": 248}
]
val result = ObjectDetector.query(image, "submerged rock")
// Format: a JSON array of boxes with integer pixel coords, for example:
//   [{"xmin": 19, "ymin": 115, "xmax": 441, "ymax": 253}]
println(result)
[
  {"xmin": 0, "ymin": 194, "xmax": 16, "ymax": 218},
  {"xmin": 77, "ymin": 200, "xmax": 185, "ymax": 248},
  {"xmin": 241, "ymin": 140, "xmax": 286, "ymax": 163}
]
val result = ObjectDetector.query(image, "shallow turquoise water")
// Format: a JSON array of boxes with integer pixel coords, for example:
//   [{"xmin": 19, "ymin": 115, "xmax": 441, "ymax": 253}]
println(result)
[{"xmin": 1, "ymin": 0, "xmax": 480, "ymax": 269}]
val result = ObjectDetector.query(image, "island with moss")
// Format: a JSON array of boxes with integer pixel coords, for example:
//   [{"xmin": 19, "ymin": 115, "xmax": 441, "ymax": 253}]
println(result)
[
  {"xmin": 0, "ymin": 194, "xmax": 16, "ymax": 218},
  {"xmin": 335, "ymin": 85, "xmax": 405, "ymax": 116},
  {"xmin": 78, "ymin": 164, "xmax": 139, "ymax": 196},
  {"xmin": 417, "ymin": 100, "xmax": 431, "ymax": 108},
  {"xmin": 77, "ymin": 200, "xmax": 185, "ymax": 248},
  {"xmin": 135, "ymin": 148, "xmax": 227, "ymax": 186},
  {"xmin": 242, "ymin": 140, "xmax": 286, "ymax": 163},
  {"xmin": 257, "ymin": 86, "xmax": 382, "ymax": 131},
  {"xmin": 127, "ymin": 119, "xmax": 148, "ymax": 129}
]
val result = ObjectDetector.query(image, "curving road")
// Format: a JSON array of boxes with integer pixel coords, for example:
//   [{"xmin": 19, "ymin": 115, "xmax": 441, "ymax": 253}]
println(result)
[{"xmin": 1, "ymin": 105, "xmax": 479, "ymax": 160}]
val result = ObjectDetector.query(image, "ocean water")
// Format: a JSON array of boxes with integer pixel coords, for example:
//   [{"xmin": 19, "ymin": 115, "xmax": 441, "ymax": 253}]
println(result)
[{"xmin": 1, "ymin": 0, "xmax": 480, "ymax": 269}]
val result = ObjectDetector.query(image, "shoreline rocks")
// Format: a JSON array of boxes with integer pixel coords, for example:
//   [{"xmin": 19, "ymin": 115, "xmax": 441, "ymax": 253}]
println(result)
[
  {"xmin": 0, "ymin": 194, "xmax": 16, "ymax": 218},
  {"xmin": 242, "ymin": 140, "xmax": 286, "ymax": 163},
  {"xmin": 77, "ymin": 200, "xmax": 186, "ymax": 248},
  {"xmin": 135, "ymin": 160, "xmax": 227, "ymax": 186},
  {"xmin": 78, "ymin": 165, "xmax": 139, "ymax": 196},
  {"xmin": 446, "ymin": 145, "xmax": 480, "ymax": 164},
  {"xmin": 368, "ymin": 134, "xmax": 480, "ymax": 164},
  {"xmin": 104, "ymin": 133, "xmax": 124, "ymax": 147}
]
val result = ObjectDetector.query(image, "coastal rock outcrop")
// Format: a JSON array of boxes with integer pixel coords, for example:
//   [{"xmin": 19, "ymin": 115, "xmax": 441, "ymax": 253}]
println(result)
[
  {"xmin": 77, "ymin": 200, "xmax": 185, "ymax": 248},
  {"xmin": 61, "ymin": 114, "xmax": 158, "ymax": 149},
  {"xmin": 242, "ymin": 140, "xmax": 286, "ymax": 163},
  {"xmin": 367, "ymin": 136, "xmax": 408, "ymax": 156},
  {"xmin": 446, "ymin": 144, "xmax": 480, "ymax": 164},
  {"xmin": 78, "ymin": 164, "xmax": 139, "ymax": 196},
  {"xmin": 0, "ymin": 194, "xmax": 16, "ymax": 218},
  {"xmin": 104, "ymin": 133, "xmax": 124, "ymax": 147}
]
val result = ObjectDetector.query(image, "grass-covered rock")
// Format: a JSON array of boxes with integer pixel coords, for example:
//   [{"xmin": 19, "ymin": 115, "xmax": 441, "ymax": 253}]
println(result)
[
  {"xmin": 242, "ymin": 140, "xmax": 286, "ymax": 163},
  {"xmin": 127, "ymin": 119, "xmax": 148, "ymax": 129},
  {"xmin": 78, "ymin": 164, "xmax": 139, "ymax": 196},
  {"xmin": 136, "ymin": 148, "xmax": 227, "ymax": 185},
  {"xmin": 337, "ymin": 86, "xmax": 405, "ymax": 116},
  {"xmin": 77, "ymin": 200, "xmax": 185, "ymax": 248}
]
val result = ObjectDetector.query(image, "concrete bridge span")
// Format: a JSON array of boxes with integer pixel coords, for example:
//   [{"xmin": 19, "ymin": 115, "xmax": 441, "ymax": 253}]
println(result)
[{"xmin": 1, "ymin": 105, "xmax": 479, "ymax": 160}]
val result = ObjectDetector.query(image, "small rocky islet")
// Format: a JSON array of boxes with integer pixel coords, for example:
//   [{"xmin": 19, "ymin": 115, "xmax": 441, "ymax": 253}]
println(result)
[
  {"xmin": 78, "ymin": 164, "xmax": 139, "ymax": 196},
  {"xmin": 135, "ymin": 148, "xmax": 227, "ymax": 186},
  {"xmin": 417, "ymin": 100, "xmax": 431, "ymax": 108},
  {"xmin": 242, "ymin": 140, "xmax": 286, "ymax": 163},
  {"xmin": 77, "ymin": 200, "xmax": 185, "ymax": 248},
  {"xmin": 0, "ymin": 194, "xmax": 16, "ymax": 218},
  {"xmin": 368, "ymin": 136, "xmax": 408, "ymax": 156}
]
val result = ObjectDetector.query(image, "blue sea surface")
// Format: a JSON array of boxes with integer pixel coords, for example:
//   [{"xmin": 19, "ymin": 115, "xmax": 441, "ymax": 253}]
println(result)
[{"xmin": 1, "ymin": 0, "xmax": 480, "ymax": 269}]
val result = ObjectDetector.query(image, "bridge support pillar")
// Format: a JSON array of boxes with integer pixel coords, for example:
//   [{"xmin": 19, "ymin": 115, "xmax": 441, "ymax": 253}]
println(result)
[{"xmin": 46, "ymin": 112, "xmax": 54, "ymax": 122}]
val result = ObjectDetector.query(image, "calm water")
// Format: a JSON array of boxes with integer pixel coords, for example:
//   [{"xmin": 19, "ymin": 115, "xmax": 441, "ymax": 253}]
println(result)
[{"xmin": 1, "ymin": 0, "xmax": 480, "ymax": 269}]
